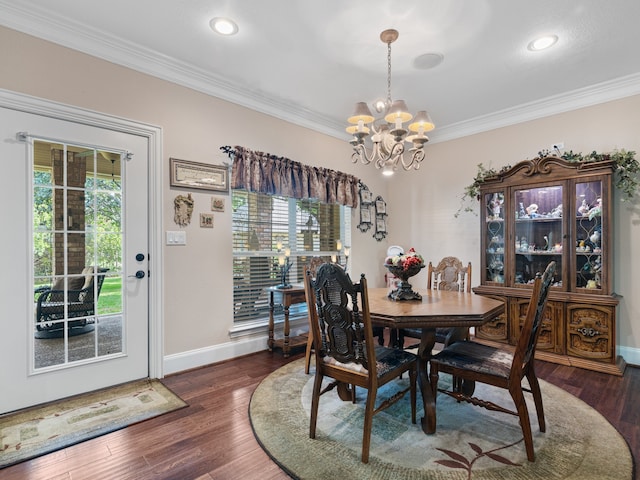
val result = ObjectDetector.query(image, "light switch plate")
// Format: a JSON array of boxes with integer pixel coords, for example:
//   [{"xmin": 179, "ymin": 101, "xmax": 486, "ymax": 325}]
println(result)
[{"xmin": 166, "ymin": 231, "xmax": 187, "ymax": 245}]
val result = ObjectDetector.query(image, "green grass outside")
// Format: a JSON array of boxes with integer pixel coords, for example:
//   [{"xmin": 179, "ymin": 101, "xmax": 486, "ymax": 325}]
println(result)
[
  {"xmin": 98, "ymin": 276, "xmax": 122, "ymax": 314},
  {"xmin": 33, "ymin": 276, "xmax": 123, "ymax": 315}
]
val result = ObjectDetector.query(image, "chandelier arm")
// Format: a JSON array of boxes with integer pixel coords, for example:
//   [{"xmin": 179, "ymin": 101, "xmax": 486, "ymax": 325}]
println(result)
[
  {"xmin": 399, "ymin": 149, "xmax": 426, "ymax": 171},
  {"xmin": 352, "ymin": 144, "xmax": 374, "ymax": 165},
  {"xmin": 355, "ymin": 136, "xmax": 418, "ymax": 170}
]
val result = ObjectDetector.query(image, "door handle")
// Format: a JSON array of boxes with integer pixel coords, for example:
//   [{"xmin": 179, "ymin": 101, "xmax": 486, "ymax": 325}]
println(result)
[{"xmin": 129, "ymin": 270, "xmax": 146, "ymax": 279}]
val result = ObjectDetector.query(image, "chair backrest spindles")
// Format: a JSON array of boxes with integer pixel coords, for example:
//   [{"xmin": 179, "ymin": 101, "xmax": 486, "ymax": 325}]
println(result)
[{"xmin": 428, "ymin": 256, "xmax": 472, "ymax": 293}]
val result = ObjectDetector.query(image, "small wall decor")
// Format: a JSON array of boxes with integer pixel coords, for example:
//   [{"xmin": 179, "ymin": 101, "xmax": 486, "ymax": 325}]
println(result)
[
  {"xmin": 357, "ymin": 181, "xmax": 373, "ymax": 232},
  {"xmin": 170, "ymin": 157, "xmax": 229, "ymax": 192},
  {"xmin": 373, "ymin": 195, "xmax": 388, "ymax": 241},
  {"xmin": 211, "ymin": 197, "xmax": 225, "ymax": 212},
  {"xmin": 174, "ymin": 193, "xmax": 194, "ymax": 227},
  {"xmin": 200, "ymin": 213, "xmax": 214, "ymax": 228}
]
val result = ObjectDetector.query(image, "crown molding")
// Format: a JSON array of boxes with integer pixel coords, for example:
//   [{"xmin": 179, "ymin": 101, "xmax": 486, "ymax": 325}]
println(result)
[
  {"xmin": 1, "ymin": 1, "xmax": 638, "ymax": 143},
  {"xmin": 429, "ymin": 73, "xmax": 640, "ymax": 144}
]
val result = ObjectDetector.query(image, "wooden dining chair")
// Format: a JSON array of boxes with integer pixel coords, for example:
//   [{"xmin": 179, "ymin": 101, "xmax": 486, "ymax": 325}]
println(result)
[
  {"xmin": 429, "ymin": 261, "xmax": 556, "ymax": 462},
  {"xmin": 304, "ymin": 258, "xmax": 384, "ymax": 373},
  {"xmin": 304, "ymin": 263, "xmax": 418, "ymax": 463},
  {"xmin": 399, "ymin": 256, "xmax": 472, "ymax": 348},
  {"xmin": 304, "ymin": 256, "xmax": 326, "ymax": 374}
]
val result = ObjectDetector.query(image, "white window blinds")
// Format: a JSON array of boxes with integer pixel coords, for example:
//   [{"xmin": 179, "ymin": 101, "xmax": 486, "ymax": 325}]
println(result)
[{"xmin": 232, "ymin": 190, "xmax": 350, "ymax": 323}]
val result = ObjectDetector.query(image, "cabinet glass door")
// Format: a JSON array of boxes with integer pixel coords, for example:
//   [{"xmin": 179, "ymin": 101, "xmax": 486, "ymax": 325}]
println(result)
[
  {"xmin": 484, "ymin": 191, "xmax": 505, "ymax": 284},
  {"xmin": 514, "ymin": 185, "xmax": 563, "ymax": 287},
  {"xmin": 575, "ymin": 181, "xmax": 603, "ymax": 291}
]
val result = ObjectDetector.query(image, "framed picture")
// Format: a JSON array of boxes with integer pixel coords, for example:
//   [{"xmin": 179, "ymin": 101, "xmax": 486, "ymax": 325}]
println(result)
[
  {"xmin": 360, "ymin": 206, "xmax": 371, "ymax": 223},
  {"xmin": 170, "ymin": 158, "xmax": 229, "ymax": 192},
  {"xmin": 211, "ymin": 197, "xmax": 225, "ymax": 212},
  {"xmin": 373, "ymin": 217, "xmax": 388, "ymax": 241},
  {"xmin": 360, "ymin": 188, "xmax": 373, "ymax": 204},
  {"xmin": 375, "ymin": 196, "xmax": 386, "ymax": 215},
  {"xmin": 200, "ymin": 213, "xmax": 214, "ymax": 228}
]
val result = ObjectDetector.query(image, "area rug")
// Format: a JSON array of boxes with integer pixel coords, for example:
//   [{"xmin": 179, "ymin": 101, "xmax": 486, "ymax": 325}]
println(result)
[
  {"xmin": 249, "ymin": 359, "xmax": 633, "ymax": 480},
  {"xmin": 0, "ymin": 378, "xmax": 187, "ymax": 468}
]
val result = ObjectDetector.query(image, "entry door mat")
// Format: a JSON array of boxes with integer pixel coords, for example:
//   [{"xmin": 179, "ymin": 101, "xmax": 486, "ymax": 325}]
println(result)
[{"xmin": 0, "ymin": 379, "xmax": 187, "ymax": 468}]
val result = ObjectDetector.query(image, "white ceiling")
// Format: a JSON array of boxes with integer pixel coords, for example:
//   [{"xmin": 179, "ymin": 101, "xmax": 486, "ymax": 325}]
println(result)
[{"xmin": 2, "ymin": 0, "xmax": 640, "ymax": 143}]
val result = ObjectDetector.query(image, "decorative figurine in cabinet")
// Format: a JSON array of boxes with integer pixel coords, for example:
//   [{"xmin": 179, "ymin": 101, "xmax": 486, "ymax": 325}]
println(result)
[{"xmin": 473, "ymin": 156, "xmax": 625, "ymax": 375}]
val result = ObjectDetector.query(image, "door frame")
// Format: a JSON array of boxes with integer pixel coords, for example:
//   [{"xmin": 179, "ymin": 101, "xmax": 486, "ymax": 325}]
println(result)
[{"xmin": 1, "ymin": 87, "xmax": 164, "ymax": 379}]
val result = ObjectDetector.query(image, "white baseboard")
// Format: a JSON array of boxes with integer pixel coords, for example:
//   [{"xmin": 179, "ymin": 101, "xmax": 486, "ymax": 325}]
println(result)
[
  {"xmin": 162, "ymin": 334, "xmax": 640, "ymax": 377},
  {"xmin": 163, "ymin": 335, "xmax": 270, "ymax": 376},
  {"xmin": 163, "ymin": 315, "xmax": 309, "ymax": 376},
  {"xmin": 619, "ymin": 345, "xmax": 640, "ymax": 368}
]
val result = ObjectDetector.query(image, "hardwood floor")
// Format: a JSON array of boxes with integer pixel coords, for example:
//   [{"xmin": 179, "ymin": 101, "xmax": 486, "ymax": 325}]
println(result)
[{"xmin": 2, "ymin": 347, "xmax": 638, "ymax": 480}]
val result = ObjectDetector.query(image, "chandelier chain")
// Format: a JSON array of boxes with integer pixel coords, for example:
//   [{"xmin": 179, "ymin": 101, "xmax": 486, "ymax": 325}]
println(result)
[{"xmin": 386, "ymin": 40, "xmax": 392, "ymax": 106}]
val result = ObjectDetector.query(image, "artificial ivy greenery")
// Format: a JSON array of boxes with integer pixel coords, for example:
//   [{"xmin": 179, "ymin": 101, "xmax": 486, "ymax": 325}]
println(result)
[{"xmin": 455, "ymin": 149, "xmax": 639, "ymax": 217}]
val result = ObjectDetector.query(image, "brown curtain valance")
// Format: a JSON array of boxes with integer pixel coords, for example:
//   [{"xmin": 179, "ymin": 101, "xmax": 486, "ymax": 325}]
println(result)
[{"xmin": 228, "ymin": 146, "xmax": 359, "ymax": 208}]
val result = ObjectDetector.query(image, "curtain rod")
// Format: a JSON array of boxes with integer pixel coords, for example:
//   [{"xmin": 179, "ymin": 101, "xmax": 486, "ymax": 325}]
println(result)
[{"xmin": 220, "ymin": 145, "xmax": 291, "ymax": 163}]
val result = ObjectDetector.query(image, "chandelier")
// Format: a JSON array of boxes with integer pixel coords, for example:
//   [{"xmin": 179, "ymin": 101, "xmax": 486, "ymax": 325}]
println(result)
[{"xmin": 347, "ymin": 29, "xmax": 435, "ymax": 176}]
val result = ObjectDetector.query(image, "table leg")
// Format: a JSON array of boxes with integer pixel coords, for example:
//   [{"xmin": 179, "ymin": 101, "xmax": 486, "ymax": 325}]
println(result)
[
  {"xmin": 268, "ymin": 291, "xmax": 275, "ymax": 352},
  {"xmin": 283, "ymin": 304, "xmax": 291, "ymax": 357},
  {"xmin": 336, "ymin": 382, "xmax": 354, "ymax": 402},
  {"xmin": 417, "ymin": 328, "xmax": 437, "ymax": 434}
]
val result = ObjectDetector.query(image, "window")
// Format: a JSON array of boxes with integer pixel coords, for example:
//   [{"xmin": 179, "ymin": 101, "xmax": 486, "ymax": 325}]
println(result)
[{"xmin": 232, "ymin": 190, "xmax": 351, "ymax": 323}]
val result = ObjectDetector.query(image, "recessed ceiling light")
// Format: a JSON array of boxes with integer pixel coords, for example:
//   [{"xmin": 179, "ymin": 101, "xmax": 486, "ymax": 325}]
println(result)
[
  {"xmin": 528, "ymin": 35, "xmax": 558, "ymax": 51},
  {"xmin": 209, "ymin": 17, "xmax": 238, "ymax": 36}
]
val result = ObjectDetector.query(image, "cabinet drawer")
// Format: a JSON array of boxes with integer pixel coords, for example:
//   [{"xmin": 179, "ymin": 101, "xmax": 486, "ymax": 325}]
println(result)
[
  {"xmin": 475, "ymin": 295, "xmax": 508, "ymax": 342},
  {"xmin": 566, "ymin": 304, "xmax": 614, "ymax": 361},
  {"xmin": 512, "ymin": 299, "xmax": 563, "ymax": 354}
]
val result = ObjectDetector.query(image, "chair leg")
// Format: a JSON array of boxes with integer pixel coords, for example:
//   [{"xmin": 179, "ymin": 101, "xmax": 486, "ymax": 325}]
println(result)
[
  {"xmin": 388, "ymin": 328, "xmax": 399, "ymax": 348},
  {"xmin": 409, "ymin": 366, "xmax": 417, "ymax": 424},
  {"xmin": 309, "ymin": 373, "xmax": 323, "ymax": 439},
  {"xmin": 510, "ymin": 386, "xmax": 535, "ymax": 462},
  {"xmin": 361, "ymin": 390, "xmax": 376, "ymax": 463},
  {"xmin": 304, "ymin": 330, "xmax": 314, "ymax": 374},
  {"xmin": 526, "ymin": 368, "xmax": 546, "ymax": 432},
  {"xmin": 429, "ymin": 363, "xmax": 440, "ymax": 399}
]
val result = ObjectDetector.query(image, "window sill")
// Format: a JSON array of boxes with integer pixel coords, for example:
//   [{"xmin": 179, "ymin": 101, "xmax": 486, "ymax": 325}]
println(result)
[{"xmin": 228, "ymin": 312, "xmax": 309, "ymax": 339}]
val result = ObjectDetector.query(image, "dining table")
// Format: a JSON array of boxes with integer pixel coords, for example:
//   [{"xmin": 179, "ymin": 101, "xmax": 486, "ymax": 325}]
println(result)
[{"xmin": 367, "ymin": 287, "xmax": 505, "ymax": 434}]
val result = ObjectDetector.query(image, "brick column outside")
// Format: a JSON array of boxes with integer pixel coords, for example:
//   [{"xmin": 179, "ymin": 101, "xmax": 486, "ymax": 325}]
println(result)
[{"xmin": 53, "ymin": 149, "xmax": 87, "ymax": 276}]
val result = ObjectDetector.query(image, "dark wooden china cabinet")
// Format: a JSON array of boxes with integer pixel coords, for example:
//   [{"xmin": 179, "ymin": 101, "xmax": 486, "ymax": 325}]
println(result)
[{"xmin": 473, "ymin": 156, "xmax": 626, "ymax": 375}]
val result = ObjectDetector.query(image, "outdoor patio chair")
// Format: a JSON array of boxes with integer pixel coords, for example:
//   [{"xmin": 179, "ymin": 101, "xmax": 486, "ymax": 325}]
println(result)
[{"xmin": 35, "ymin": 266, "xmax": 109, "ymax": 338}]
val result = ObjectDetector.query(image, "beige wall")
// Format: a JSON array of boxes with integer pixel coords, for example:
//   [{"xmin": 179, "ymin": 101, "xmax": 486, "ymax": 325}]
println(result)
[{"xmin": 1, "ymin": 25, "xmax": 638, "ymax": 368}]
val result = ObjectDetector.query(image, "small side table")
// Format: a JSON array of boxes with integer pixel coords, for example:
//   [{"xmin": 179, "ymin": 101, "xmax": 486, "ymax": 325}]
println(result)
[{"xmin": 267, "ymin": 285, "xmax": 308, "ymax": 357}]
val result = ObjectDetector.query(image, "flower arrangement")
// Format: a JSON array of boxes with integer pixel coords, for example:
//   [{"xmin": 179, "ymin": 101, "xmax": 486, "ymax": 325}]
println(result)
[
  {"xmin": 385, "ymin": 247, "xmax": 425, "ymax": 271},
  {"xmin": 455, "ymin": 148, "xmax": 639, "ymax": 217},
  {"xmin": 385, "ymin": 247, "xmax": 425, "ymax": 300}
]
